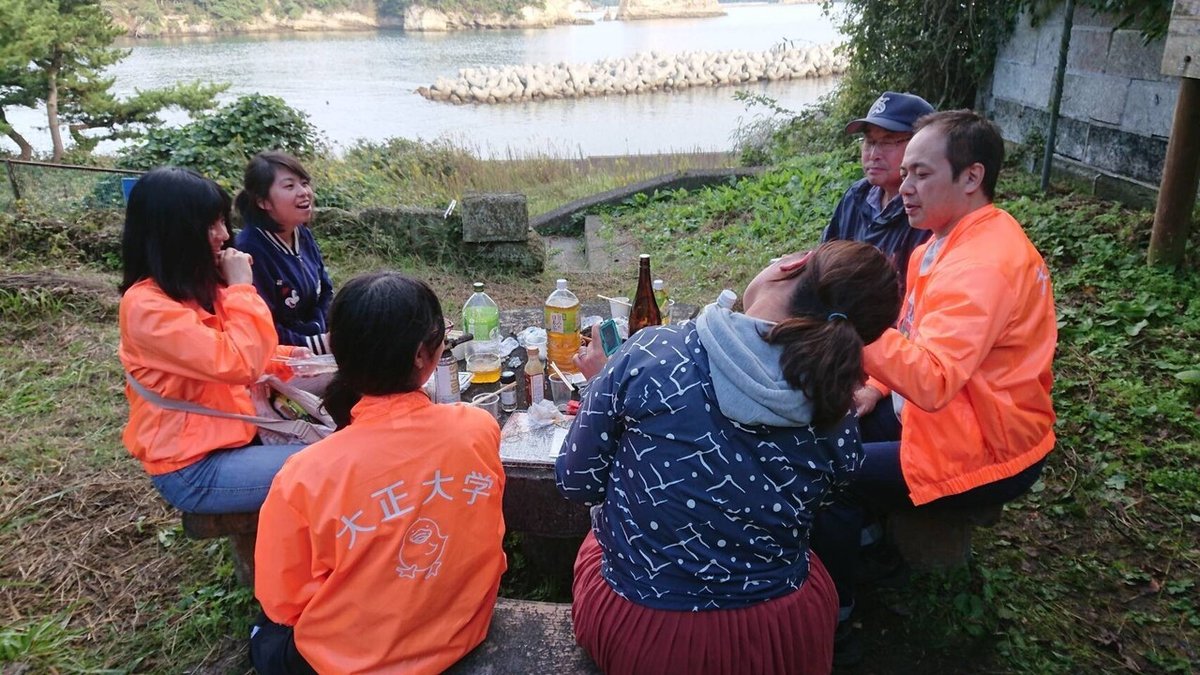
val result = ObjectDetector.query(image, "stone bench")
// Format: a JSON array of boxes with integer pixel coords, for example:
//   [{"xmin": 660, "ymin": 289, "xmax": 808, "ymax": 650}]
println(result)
[
  {"xmin": 181, "ymin": 511, "xmax": 259, "ymax": 586},
  {"xmin": 888, "ymin": 503, "xmax": 1004, "ymax": 571},
  {"xmin": 447, "ymin": 598, "xmax": 600, "ymax": 674}
]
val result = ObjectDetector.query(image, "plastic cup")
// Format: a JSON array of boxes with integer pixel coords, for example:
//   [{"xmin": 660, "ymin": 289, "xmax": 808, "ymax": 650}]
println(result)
[
  {"xmin": 526, "ymin": 331, "xmax": 548, "ymax": 362},
  {"xmin": 548, "ymin": 373, "xmax": 573, "ymax": 412},
  {"xmin": 471, "ymin": 392, "xmax": 500, "ymax": 419},
  {"xmin": 466, "ymin": 352, "xmax": 502, "ymax": 384},
  {"xmin": 609, "ymin": 296, "xmax": 631, "ymax": 321}
]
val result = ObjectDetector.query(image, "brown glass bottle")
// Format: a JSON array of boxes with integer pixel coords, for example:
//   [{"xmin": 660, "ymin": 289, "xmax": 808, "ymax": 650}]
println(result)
[{"xmin": 628, "ymin": 254, "xmax": 662, "ymax": 336}]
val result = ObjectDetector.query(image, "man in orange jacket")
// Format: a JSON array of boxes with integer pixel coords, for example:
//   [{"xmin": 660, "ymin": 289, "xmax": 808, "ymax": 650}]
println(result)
[{"xmin": 812, "ymin": 110, "xmax": 1057, "ymax": 663}]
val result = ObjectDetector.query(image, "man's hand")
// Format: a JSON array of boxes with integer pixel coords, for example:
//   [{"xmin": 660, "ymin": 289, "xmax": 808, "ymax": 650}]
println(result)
[
  {"xmin": 853, "ymin": 384, "xmax": 885, "ymax": 418},
  {"xmin": 573, "ymin": 324, "xmax": 609, "ymax": 380}
]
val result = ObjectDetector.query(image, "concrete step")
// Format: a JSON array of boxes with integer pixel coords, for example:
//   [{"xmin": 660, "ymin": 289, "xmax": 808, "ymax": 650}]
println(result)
[
  {"xmin": 544, "ymin": 234, "xmax": 588, "ymax": 273},
  {"xmin": 584, "ymin": 214, "xmax": 640, "ymax": 273}
]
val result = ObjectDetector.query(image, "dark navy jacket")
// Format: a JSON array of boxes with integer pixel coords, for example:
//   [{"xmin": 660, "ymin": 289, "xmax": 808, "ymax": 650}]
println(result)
[
  {"xmin": 234, "ymin": 220, "xmax": 333, "ymax": 354},
  {"xmin": 556, "ymin": 323, "xmax": 860, "ymax": 611},
  {"xmin": 822, "ymin": 178, "xmax": 931, "ymax": 296}
]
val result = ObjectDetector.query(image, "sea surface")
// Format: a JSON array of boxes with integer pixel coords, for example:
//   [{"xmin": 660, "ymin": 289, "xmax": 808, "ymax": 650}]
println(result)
[{"xmin": 3, "ymin": 3, "xmax": 845, "ymax": 157}]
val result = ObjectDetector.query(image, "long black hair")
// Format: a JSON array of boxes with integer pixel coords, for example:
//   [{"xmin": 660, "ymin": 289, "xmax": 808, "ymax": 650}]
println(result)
[
  {"xmin": 234, "ymin": 151, "xmax": 311, "ymax": 233},
  {"xmin": 119, "ymin": 167, "xmax": 231, "ymax": 311},
  {"xmin": 322, "ymin": 272, "xmax": 446, "ymax": 428},
  {"xmin": 765, "ymin": 240, "xmax": 901, "ymax": 427}
]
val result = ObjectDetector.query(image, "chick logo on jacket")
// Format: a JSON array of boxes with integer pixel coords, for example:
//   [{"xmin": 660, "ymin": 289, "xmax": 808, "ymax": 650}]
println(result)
[{"xmin": 396, "ymin": 518, "xmax": 448, "ymax": 579}]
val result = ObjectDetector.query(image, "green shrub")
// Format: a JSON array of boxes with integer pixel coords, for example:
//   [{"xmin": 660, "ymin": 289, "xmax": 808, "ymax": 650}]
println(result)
[{"xmin": 120, "ymin": 94, "xmax": 319, "ymax": 191}]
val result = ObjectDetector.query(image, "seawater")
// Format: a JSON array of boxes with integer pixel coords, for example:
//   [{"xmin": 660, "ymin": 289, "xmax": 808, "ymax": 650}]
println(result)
[{"xmin": 2, "ymin": 3, "xmax": 844, "ymax": 157}]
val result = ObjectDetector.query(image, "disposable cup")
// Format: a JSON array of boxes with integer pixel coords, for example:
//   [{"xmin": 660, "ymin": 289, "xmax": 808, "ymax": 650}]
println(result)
[
  {"xmin": 466, "ymin": 352, "xmax": 502, "ymax": 384},
  {"xmin": 471, "ymin": 392, "xmax": 500, "ymax": 419},
  {"xmin": 609, "ymin": 296, "xmax": 631, "ymax": 321},
  {"xmin": 548, "ymin": 373, "xmax": 573, "ymax": 412}
]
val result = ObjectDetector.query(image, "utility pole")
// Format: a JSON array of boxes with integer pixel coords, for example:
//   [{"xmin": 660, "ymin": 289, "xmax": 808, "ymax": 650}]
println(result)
[{"xmin": 1149, "ymin": 1, "xmax": 1200, "ymax": 267}]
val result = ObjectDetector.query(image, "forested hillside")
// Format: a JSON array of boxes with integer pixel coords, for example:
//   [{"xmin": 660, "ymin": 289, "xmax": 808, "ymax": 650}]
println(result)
[{"xmin": 101, "ymin": 0, "xmax": 545, "ymax": 36}]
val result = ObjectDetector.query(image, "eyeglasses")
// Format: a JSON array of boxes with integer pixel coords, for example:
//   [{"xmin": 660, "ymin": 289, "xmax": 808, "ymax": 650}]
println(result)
[{"xmin": 859, "ymin": 136, "xmax": 912, "ymax": 151}]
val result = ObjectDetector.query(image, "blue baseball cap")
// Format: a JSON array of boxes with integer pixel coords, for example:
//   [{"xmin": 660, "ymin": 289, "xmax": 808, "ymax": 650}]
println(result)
[{"xmin": 844, "ymin": 92, "xmax": 935, "ymax": 134}]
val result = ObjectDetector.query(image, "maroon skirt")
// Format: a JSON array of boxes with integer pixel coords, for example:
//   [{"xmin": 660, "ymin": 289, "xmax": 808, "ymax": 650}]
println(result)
[{"xmin": 571, "ymin": 531, "xmax": 838, "ymax": 675}]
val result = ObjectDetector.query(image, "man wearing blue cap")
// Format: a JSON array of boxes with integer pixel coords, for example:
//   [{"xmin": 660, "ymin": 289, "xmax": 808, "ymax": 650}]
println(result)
[{"xmin": 822, "ymin": 91, "xmax": 936, "ymax": 295}]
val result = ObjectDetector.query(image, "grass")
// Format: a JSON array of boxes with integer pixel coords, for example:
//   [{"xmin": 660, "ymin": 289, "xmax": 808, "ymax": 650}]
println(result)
[{"xmin": 1, "ymin": 143, "xmax": 1197, "ymax": 671}]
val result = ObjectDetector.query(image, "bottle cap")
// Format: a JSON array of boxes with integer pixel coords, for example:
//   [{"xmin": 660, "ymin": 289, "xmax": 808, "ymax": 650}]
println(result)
[
  {"xmin": 639, "ymin": 253, "xmax": 650, "ymax": 261},
  {"xmin": 718, "ymin": 289, "xmax": 737, "ymax": 309},
  {"xmin": 556, "ymin": 279, "xmax": 567, "ymax": 290},
  {"xmin": 473, "ymin": 282, "xmax": 484, "ymax": 291},
  {"xmin": 653, "ymin": 279, "xmax": 664, "ymax": 290},
  {"xmin": 500, "ymin": 370, "xmax": 515, "ymax": 383}
]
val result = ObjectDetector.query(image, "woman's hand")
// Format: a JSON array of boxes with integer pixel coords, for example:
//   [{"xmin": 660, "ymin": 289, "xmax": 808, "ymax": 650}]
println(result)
[
  {"xmin": 853, "ymin": 384, "xmax": 885, "ymax": 418},
  {"xmin": 573, "ymin": 324, "xmax": 609, "ymax": 380},
  {"xmin": 217, "ymin": 248, "xmax": 254, "ymax": 286}
]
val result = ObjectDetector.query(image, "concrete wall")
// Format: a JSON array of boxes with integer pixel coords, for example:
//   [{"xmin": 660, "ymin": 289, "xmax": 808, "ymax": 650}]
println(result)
[{"xmin": 982, "ymin": 5, "xmax": 1178, "ymax": 192}]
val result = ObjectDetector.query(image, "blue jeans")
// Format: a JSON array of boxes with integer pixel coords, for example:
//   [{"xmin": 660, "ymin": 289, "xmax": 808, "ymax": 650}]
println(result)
[
  {"xmin": 811, "ymin": 397, "xmax": 1045, "ymax": 613},
  {"xmin": 150, "ymin": 442, "xmax": 307, "ymax": 514}
]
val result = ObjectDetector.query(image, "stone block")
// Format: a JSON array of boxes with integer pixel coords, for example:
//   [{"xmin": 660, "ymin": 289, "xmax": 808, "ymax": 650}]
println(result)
[
  {"xmin": 1122, "ymin": 79, "xmax": 1177, "ymax": 138},
  {"xmin": 1107, "ymin": 30, "xmax": 1168, "ymax": 79},
  {"xmin": 463, "ymin": 230, "xmax": 547, "ymax": 275},
  {"xmin": 998, "ymin": 14, "xmax": 1042, "ymax": 65},
  {"xmin": 1036, "ymin": 21, "xmax": 1066, "ymax": 66},
  {"xmin": 1085, "ymin": 125, "xmax": 1168, "ymax": 183},
  {"xmin": 447, "ymin": 599, "xmax": 599, "ymax": 674},
  {"xmin": 1054, "ymin": 116, "xmax": 1091, "ymax": 162},
  {"xmin": 1072, "ymin": 5, "xmax": 1118, "ymax": 30},
  {"xmin": 987, "ymin": 97, "xmax": 1048, "ymax": 144},
  {"xmin": 1061, "ymin": 72, "xmax": 1128, "ymax": 125},
  {"xmin": 461, "ymin": 192, "xmax": 531, "ymax": 243},
  {"xmin": 1066, "ymin": 27, "xmax": 1111, "ymax": 74},
  {"xmin": 991, "ymin": 60, "xmax": 1054, "ymax": 107}
]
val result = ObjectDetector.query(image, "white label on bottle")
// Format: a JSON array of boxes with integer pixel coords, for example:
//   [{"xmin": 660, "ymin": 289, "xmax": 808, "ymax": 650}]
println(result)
[
  {"xmin": 549, "ymin": 311, "xmax": 564, "ymax": 334},
  {"xmin": 435, "ymin": 363, "xmax": 455, "ymax": 404},
  {"xmin": 529, "ymin": 373, "xmax": 544, "ymax": 404}
]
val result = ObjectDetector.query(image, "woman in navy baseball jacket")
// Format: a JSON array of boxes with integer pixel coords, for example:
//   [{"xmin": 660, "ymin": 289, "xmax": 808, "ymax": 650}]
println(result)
[{"xmin": 235, "ymin": 151, "xmax": 334, "ymax": 355}]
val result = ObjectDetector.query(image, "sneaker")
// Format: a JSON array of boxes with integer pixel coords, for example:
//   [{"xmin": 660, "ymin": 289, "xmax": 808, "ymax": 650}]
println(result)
[{"xmin": 833, "ymin": 620, "xmax": 864, "ymax": 668}]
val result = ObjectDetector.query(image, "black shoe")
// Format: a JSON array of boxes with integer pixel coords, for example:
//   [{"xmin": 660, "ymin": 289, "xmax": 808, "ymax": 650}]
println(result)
[
  {"xmin": 833, "ymin": 620, "xmax": 864, "ymax": 668},
  {"xmin": 856, "ymin": 541, "xmax": 910, "ymax": 588}
]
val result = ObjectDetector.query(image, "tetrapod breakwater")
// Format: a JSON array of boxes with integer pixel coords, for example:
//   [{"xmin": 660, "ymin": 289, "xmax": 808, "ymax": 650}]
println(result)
[{"xmin": 416, "ymin": 42, "xmax": 846, "ymax": 104}]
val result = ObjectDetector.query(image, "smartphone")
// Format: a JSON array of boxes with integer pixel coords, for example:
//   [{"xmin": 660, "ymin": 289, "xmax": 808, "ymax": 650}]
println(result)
[{"xmin": 598, "ymin": 318, "xmax": 624, "ymax": 357}]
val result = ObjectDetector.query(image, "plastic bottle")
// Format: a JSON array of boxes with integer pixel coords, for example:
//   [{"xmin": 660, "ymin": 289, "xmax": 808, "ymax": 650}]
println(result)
[
  {"xmin": 717, "ymin": 289, "xmax": 737, "ymax": 310},
  {"xmin": 629, "ymin": 254, "xmax": 662, "ymax": 336},
  {"xmin": 653, "ymin": 279, "xmax": 670, "ymax": 325},
  {"xmin": 462, "ymin": 281, "xmax": 500, "ymax": 353},
  {"xmin": 544, "ymin": 279, "xmax": 580, "ymax": 374},
  {"xmin": 524, "ymin": 346, "xmax": 545, "ymax": 407}
]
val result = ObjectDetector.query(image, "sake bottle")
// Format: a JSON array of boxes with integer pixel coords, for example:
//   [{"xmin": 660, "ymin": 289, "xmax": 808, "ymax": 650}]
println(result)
[{"xmin": 628, "ymin": 254, "xmax": 662, "ymax": 336}]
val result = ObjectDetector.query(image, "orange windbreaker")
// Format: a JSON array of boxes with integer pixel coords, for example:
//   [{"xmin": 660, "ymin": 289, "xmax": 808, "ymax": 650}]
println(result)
[
  {"xmin": 255, "ymin": 392, "xmax": 507, "ymax": 675},
  {"xmin": 119, "ymin": 279, "xmax": 294, "ymax": 475},
  {"xmin": 863, "ymin": 204, "xmax": 1057, "ymax": 505}
]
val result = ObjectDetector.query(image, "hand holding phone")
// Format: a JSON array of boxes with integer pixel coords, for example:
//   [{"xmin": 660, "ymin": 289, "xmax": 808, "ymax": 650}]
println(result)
[{"xmin": 598, "ymin": 318, "xmax": 624, "ymax": 356}]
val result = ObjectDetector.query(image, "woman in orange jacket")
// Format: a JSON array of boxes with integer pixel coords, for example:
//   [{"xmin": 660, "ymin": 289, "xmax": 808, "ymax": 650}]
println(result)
[
  {"xmin": 251, "ymin": 273, "xmax": 506, "ymax": 675},
  {"xmin": 119, "ymin": 167, "xmax": 308, "ymax": 514}
]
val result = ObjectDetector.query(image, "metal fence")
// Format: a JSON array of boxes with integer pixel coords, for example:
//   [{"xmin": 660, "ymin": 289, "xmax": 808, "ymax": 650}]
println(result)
[{"xmin": 2, "ymin": 159, "xmax": 144, "ymax": 214}]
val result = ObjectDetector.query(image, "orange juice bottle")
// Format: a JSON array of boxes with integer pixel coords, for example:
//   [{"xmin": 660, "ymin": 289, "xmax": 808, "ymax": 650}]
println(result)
[{"xmin": 544, "ymin": 279, "xmax": 580, "ymax": 374}]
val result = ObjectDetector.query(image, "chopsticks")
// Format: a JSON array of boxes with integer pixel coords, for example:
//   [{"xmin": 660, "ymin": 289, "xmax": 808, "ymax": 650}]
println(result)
[
  {"xmin": 548, "ymin": 359, "xmax": 575, "ymax": 391},
  {"xmin": 597, "ymin": 294, "xmax": 632, "ymax": 307}
]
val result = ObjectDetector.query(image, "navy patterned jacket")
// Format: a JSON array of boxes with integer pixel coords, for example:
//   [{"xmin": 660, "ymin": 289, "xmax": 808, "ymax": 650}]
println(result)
[{"xmin": 556, "ymin": 322, "xmax": 861, "ymax": 611}]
